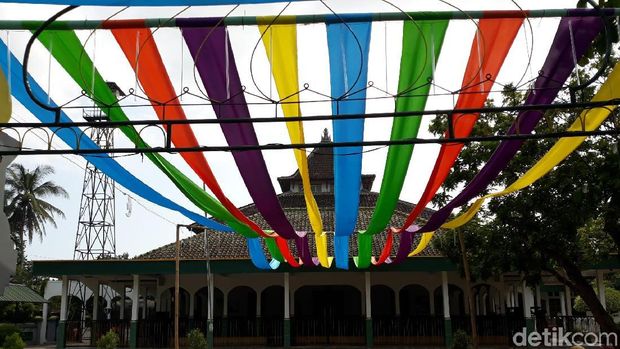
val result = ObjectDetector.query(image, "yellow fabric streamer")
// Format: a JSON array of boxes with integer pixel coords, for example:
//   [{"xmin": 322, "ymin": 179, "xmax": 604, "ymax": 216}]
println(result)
[
  {"xmin": 0, "ymin": 68, "xmax": 11, "ymax": 123},
  {"xmin": 409, "ymin": 62, "xmax": 620, "ymax": 257},
  {"xmin": 258, "ymin": 19, "xmax": 331, "ymax": 267}
]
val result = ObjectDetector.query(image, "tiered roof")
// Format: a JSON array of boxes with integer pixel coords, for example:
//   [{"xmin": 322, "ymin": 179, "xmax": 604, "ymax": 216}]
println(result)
[{"xmin": 138, "ymin": 130, "xmax": 439, "ymax": 261}]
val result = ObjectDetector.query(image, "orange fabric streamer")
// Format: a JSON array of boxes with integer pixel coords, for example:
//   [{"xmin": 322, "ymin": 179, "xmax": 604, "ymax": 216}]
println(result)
[
  {"xmin": 111, "ymin": 25, "xmax": 276, "ymax": 239},
  {"xmin": 400, "ymin": 18, "xmax": 523, "ymax": 230}
]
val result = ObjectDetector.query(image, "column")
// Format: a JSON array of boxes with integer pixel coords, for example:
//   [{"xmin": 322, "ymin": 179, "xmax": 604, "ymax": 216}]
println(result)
[
  {"xmin": 441, "ymin": 271, "xmax": 452, "ymax": 347},
  {"xmin": 129, "ymin": 275, "xmax": 139, "ymax": 349},
  {"xmin": 143, "ymin": 287, "xmax": 148, "ymax": 319},
  {"xmin": 565, "ymin": 285, "xmax": 573, "ymax": 316},
  {"xmin": 395, "ymin": 289, "xmax": 400, "ymax": 316},
  {"xmin": 364, "ymin": 272, "xmax": 373, "ymax": 348},
  {"xmin": 560, "ymin": 291, "xmax": 567, "ymax": 316},
  {"xmin": 92, "ymin": 283, "xmax": 100, "ymax": 321},
  {"xmin": 284, "ymin": 273, "xmax": 291, "ymax": 348},
  {"xmin": 56, "ymin": 276, "xmax": 68, "ymax": 349},
  {"xmin": 120, "ymin": 286, "xmax": 126, "ymax": 320},
  {"xmin": 40, "ymin": 301, "xmax": 48, "ymax": 344},
  {"xmin": 522, "ymin": 281, "xmax": 535, "ymax": 335},
  {"xmin": 597, "ymin": 270, "xmax": 606, "ymax": 310},
  {"xmin": 207, "ymin": 275, "xmax": 214, "ymax": 349}
]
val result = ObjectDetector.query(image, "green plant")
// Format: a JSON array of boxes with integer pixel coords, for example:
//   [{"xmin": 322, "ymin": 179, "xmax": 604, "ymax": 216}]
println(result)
[
  {"xmin": 574, "ymin": 287, "xmax": 620, "ymax": 314},
  {"xmin": 3, "ymin": 332, "xmax": 25, "ymax": 349},
  {"xmin": 451, "ymin": 329, "xmax": 471, "ymax": 349},
  {"xmin": 0, "ymin": 323, "xmax": 20, "ymax": 344},
  {"xmin": 96, "ymin": 330, "xmax": 119, "ymax": 349},
  {"xmin": 187, "ymin": 328, "xmax": 207, "ymax": 349}
]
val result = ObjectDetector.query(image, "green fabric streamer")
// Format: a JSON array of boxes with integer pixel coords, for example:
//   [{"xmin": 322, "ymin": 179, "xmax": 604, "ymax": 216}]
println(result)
[
  {"xmin": 356, "ymin": 20, "xmax": 448, "ymax": 268},
  {"xmin": 36, "ymin": 31, "xmax": 278, "ymax": 247}
]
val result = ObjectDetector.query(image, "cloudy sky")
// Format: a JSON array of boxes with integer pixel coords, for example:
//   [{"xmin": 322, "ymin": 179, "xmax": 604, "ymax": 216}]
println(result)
[{"xmin": 0, "ymin": 0, "xmax": 573, "ymax": 260}]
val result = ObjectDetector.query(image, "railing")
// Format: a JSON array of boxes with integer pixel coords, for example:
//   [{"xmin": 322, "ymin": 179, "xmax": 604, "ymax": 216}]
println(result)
[
  {"xmin": 452, "ymin": 315, "xmax": 526, "ymax": 345},
  {"xmin": 91, "ymin": 320, "xmax": 130, "ymax": 347},
  {"xmin": 373, "ymin": 316, "xmax": 444, "ymax": 346},
  {"xmin": 544, "ymin": 316, "xmax": 600, "ymax": 333},
  {"xmin": 136, "ymin": 318, "xmax": 191, "ymax": 348},
  {"xmin": 212, "ymin": 317, "xmax": 283, "ymax": 347},
  {"xmin": 291, "ymin": 316, "xmax": 365, "ymax": 346},
  {"xmin": 64, "ymin": 320, "xmax": 88, "ymax": 346}
]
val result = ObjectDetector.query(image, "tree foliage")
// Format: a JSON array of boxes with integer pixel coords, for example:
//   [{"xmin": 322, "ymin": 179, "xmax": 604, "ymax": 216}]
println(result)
[
  {"xmin": 3, "ymin": 163, "xmax": 68, "ymax": 267},
  {"xmin": 432, "ymin": 52, "xmax": 619, "ymax": 333}
]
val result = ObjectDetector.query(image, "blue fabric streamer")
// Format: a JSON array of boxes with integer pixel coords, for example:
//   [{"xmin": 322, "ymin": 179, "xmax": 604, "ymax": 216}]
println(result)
[
  {"xmin": 0, "ymin": 40, "xmax": 272, "ymax": 269},
  {"xmin": 327, "ymin": 21, "xmax": 371, "ymax": 269}
]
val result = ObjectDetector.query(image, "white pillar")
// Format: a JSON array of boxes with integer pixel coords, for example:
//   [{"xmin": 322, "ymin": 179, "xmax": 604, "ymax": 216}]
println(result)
[
  {"xmin": 39, "ymin": 302, "xmax": 48, "ymax": 344},
  {"xmin": 143, "ymin": 287, "xmax": 148, "ymax": 319},
  {"xmin": 441, "ymin": 271, "xmax": 450, "ymax": 318},
  {"xmin": 560, "ymin": 291, "xmax": 567, "ymax": 316},
  {"xmin": 208, "ymin": 275, "xmax": 214, "ymax": 320},
  {"xmin": 120, "ymin": 286, "xmax": 126, "ymax": 320},
  {"xmin": 565, "ymin": 285, "xmax": 573, "ymax": 316},
  {"xmin": 544, "ymin": 292, "xmax": 550, "ymax": 315},
  {"xmin": 395, "ymin": 288, "xmax": 400, "ymax": 316},
  {"xmin": 596, "ymin": 270, "xmax": 606, "ymax": 310},
  {"xmin": 60, "ymin": 276, "xmax": 69, "ymax": 322},
  {"xmin": 535, "ymin": 285, "xmax": 542, "ymax": 308},
  {"xmin": 223, "ymin": 291, "xmax": 228, "ymax": 317},
  {"xmin": 256, "ymin": 290, "xmax": 261, "ymax": 317},
  {"xmin": 284, "ymin": 273, "xmax": 290, "ymax": 320},
  {"xmin": 364, "ymin": 272, "xmax": 371, "ymax": 320},
  {"xmin": 522, "ymin": 281, "xmax": 534, "ymax": 319},
  {"xmin": 92, "ymin": 283, "xmax": 100, "ymax": 321},
  {"xmin": 131, "ymin": 275, "xmax": 140, "ymax": 321},
  {"xmin": 189, "ymin": 288, "xmax": 195, "ymax": 319}
]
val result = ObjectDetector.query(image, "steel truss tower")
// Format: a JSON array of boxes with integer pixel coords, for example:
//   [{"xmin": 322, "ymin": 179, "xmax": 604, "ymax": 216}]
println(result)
[{"xmin": 73, "ymin": 107, "xmax": 116, "ymax": 260}]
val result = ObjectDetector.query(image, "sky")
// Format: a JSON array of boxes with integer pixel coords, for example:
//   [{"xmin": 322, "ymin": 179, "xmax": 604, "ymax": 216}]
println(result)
[{"xmin": 0, "ymin": 0, "xmax": 574, "ymax": 260}]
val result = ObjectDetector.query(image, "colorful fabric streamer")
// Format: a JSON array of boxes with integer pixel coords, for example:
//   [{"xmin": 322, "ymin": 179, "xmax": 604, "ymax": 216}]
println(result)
[
  {"xmin": 398, "ymin": 18, "xmax": 523, "ymax": 230},
  {"xmin": 0, "ymin": 39, "xmax": 230, "ymax": 233},
  {"xmin": 373, "ymin": 19, "xmax": 523, "ymax": 263},
  {"xmin": 0, "ymin": 68, "xmax": 10, "ymax": 123},
  {"xmin": 179, "ymin": 22, "xmax": 318, "ymax": 267},
  {"xmin": 407, "ymin": 16, "xmax": 603, "ymax": 255},
  {"xmin": 36, "ymin": 30, "xmax": 276, "ymax": 269},
  {"xmin": 258, "ymin": 18, "xmax": 330, "ymax": 267},
  {"xmin": 327, "ymin": 20, "xmax": 372, "ymax": 269},
  {"xmin": 110, "ymin": 24, "xmax": 278, "ymax": 241},
  {"xmin": 355, "ymin": 20, "xmax": 449, "ymax": 269},
  {"xmin": 444, "ymin": 61, "xmax": 620, "ymax": 229}
]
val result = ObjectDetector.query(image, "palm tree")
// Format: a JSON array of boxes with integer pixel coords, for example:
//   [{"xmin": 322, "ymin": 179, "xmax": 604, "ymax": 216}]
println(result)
[{"xmin": 4, "ymin": 164, "xmax": 68, "ymax": 268}]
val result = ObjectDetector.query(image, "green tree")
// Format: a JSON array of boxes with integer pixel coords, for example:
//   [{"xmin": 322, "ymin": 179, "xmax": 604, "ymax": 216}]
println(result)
[
  {"xmin": 4, "ymin": 164, "xmax": 68, "ymax": 268},
  {"xmin": 432, "ymin": 55, "xmax": 619, "ymax": 334}
]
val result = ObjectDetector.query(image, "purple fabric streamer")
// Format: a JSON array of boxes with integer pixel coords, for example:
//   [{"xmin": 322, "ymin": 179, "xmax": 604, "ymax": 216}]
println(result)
[
  {"xmin": 180, "ymin": 23, "xmax": 316, "ymax": 267},
  {"xmin": 391, "ymin": 16, "xmax": 603, "ymax": 264}
]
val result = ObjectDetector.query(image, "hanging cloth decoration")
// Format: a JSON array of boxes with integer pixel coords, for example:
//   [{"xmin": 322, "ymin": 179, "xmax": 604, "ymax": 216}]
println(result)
[
  {"xmin": 0, "ymin": 67, "xmax": 10, "ymax": 122},
  {"xmin": 0, "ymin": 39, "xmax": 230, "ymax": 233},
  {"xmin": 110, "ymin": 24, "xmax": 279, "ymax": 242},
  {"xmin": 36, "ymin": 30, "xmax": 276, "ymax": 269},
  {"xmin": 373, "ymin": 18, "xmax": 524, "ymax": 263},
  {"xmin": 326, "ymin": 20, "xmax": 372, "ymax": 269},
  {"xmin": 355, "ymin": 20, "xmax": 448, "ymax": 269},
  {"xmin": 258, "ymin": 18, "xmax": 330, "ymax": 267},
  {"xmin": 397, "ymin": 18, "xmax": 523, "ymax": 230},
  {"xmin": 444, "ymin": 61, "xmax": 620, "ymax": 229},
  {"xmin": 407, "ymin": 16, "xmax": 604, "ymax": 254},
  {"xmin": 180, "ymin": 22, "xmax": 316, "ymax": 267}
]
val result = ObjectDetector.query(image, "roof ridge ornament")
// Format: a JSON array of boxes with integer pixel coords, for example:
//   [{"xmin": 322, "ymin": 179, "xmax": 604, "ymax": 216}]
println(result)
[{"xmin": 321, "ymin": 128, "xmax": 331, "ymax": 142}]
